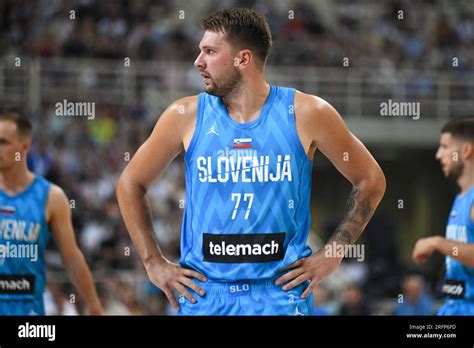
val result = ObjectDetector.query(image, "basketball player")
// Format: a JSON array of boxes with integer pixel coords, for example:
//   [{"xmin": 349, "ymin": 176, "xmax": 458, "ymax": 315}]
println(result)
[
  {"xmin": 0, "ymin": 112, "xmax": 102, "ymax": 315},
  {"xmin": 117, "ymin": 8, "xmax": 386, "ymax": 315},
  {"xmin": 413, "ymin": 117, "xmax": 474, "ymax": 315}
]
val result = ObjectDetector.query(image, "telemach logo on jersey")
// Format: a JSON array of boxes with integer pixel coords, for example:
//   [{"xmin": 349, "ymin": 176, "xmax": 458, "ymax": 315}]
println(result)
[
  {"xmin": 442, "ymin": 279, "xmax": 465, "ymax": 299},
  {"xmin": 203, "ymin": 232, "xmax": 285, "ymax": 263},
  {"xmin": 0, "ymin": 275, "xmax": 35, "ymax": 294}
]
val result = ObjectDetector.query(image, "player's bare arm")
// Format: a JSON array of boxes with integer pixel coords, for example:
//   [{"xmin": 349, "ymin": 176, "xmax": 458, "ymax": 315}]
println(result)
[
  {"xmin": 413, "ymin": 205, "xmax": 474, "ymax": 267},
  {"xmin": 276, "ymin": 91, "xmax": 386, "ymax": 297},
  {"xmin": 46, "ymin": 184, "xmax": 103, "ymax": 315},
  {"xmin": 413, "ymin": 236, "xmax": 474, "ymax": 267},
  {"xmin": 116, "ymin": 96, "xmax": 207, "ymax": 310}
]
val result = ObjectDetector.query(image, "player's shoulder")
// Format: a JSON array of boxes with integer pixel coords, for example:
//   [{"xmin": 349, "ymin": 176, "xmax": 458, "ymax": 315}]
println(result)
[
  {"xmin": 157, "ymin": 95, "xmax": 199, "ymax": 133},
  {"xmin": 166, "ymin": 95, "xmax": 199, "ymax": 118},
  {"xmin": 46, "ymin": 184, "xmax": 69, "ymax": 208},
  {"xmin": 294, "ymin": 90, "xmax": 332, "ymax": 116},
  {"xmin": 45, "ymin": 183, "xmax": 70, "ymax": 222},
  {"xmin": 293, "ymin": 89, "xmax": 339, "ymax": 131}
]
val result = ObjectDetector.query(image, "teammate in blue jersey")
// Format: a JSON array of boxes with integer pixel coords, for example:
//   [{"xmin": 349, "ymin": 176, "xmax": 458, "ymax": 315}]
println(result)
[
  {"xmin": 117, "ymin": 8, "xmax": 386, "ymax": 315},
  {"xmin": 0, "ymin": 112, "xmax": 102, "ymax": 315},
  {"xmin": 413, "ymin": 117, "xmax": 474, "ymax": 315}
]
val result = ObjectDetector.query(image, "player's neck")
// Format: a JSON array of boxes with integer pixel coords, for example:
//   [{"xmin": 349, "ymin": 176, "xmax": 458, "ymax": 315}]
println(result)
[
  {"xmin": 221, "ymin": 77, "xmax": 270, "ymax": 123},
  {"xmin": 458, "ymin": 164, "xmax": 474, "ymax": 194},
  {"xmin": 0, "ymin": 162, "xmax": 35, "ymax": 193}
]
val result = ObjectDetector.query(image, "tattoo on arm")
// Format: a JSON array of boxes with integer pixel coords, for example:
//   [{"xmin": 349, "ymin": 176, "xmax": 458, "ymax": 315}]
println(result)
[{"xmin": 331, "ymin": 187, "xmax": 373, "ymax": 244}]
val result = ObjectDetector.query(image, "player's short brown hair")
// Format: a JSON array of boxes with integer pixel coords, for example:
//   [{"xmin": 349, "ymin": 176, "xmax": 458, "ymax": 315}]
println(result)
[
  {"xmin": 0, "ymin": 111, "xmax": 32, "ymax": 138},
  {"xmin": 441, "ymin": 116, "xmax": 474, "ymax": 142},
  {"xmin": 201, "ymin": 8, "xmax": 272, "ymax": 69}
]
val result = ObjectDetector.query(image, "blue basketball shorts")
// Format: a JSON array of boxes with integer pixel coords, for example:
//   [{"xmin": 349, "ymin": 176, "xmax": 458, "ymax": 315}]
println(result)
[
  {"xmin": 437, "ymin": 299, "xmax": 474, "ymax": 316},
  {"xmin": 177, "ymin": 277, "xmax": 314, "ymax": 316},
  {"xmin": 0, "ymin": 298, "xmax": 44, "ymax": 315}
]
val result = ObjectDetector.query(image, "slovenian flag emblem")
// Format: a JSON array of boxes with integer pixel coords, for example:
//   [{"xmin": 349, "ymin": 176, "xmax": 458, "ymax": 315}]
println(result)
[
  {"xmin": 0, "ymin": 206, "xmax": 15, "ymax": 214},
  {"xmin": 233, "ymin": 138, "xmax": 253, "ymax": 149}
]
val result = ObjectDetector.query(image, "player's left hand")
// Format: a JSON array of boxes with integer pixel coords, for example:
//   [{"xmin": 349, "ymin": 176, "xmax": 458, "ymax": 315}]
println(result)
[
  {"xmin": 412, "ymin": 236, "xmax": 441, "ymax": 264},
  {"xmin": 275, "ymin": 249, "xmax": 343, "ymax": 298}
]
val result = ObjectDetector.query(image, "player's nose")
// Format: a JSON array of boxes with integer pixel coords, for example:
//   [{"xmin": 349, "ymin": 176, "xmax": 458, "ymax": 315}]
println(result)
[{"xmin": 194, "ymin": 52, "xmax": 205, "ymax": 69}]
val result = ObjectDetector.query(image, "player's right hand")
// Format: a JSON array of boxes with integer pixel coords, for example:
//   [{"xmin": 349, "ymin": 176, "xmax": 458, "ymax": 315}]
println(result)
[
  {"xmin": 412, "ymin": 236, "xmax": 440, "ymax": 264},
  {"xmin": 145, "ymin": 258, "xmax": 207, "ymax": 310}
]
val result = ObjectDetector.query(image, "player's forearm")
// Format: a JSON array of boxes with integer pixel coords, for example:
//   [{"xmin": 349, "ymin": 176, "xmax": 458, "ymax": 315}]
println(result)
[
  {"xmin": 434, "ymin": 237, "xmax": 474, "ymax": 267},
  {"xmin": 65, "ymin": 250, "xmax": 102, "ymax": 314},
  {"xmin": 116, "ymin": 173, "xmax": 165, "ymax": 269},
  {"xmin": 329, "ymin": 175, "xmax": 386, "ymax": 245}
]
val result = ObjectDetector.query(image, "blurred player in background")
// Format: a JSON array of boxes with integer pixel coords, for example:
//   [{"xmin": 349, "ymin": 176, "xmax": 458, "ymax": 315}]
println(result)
[
  {"xmin": 117, "ymin": 8, "xmax": 385, "ymax": 315},
  {"xmin": 413, "ymin": 117, "xmax": 474, "ymax": 315},
  {"xmin": 0, "ymin": 112, "xmax": 102, "ymax": 315}
]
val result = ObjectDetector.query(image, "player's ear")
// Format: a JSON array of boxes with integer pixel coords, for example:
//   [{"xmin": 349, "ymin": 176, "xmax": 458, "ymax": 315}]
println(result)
[
  {"xmin": 233, "ymin": 50, "xmax": 252, "ymax": 68},
  {"xmin": 461, "ymin": 141, "xmax": 473, "ymax": 160},
  {"xmin": 22, "ymin": 137, "xmax": 31, "ymax": 153}
]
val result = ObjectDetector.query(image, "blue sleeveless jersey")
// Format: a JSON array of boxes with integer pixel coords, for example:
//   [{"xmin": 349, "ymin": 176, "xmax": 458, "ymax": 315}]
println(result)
[
  {"xmin": 442, "ymin": 186, "xmax": 474, "ymax": 301},
  {"xmin": 180, "ymin": 86, "xmax": 313, "ymax": 281},
  {"xmin": 0, "ymin": 176, "xmax": 51, "ymax": 301}
]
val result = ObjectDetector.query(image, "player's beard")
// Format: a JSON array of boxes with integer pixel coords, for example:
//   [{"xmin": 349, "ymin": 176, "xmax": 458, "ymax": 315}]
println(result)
[
  {"xmin": 446, "ymin": 160, "xmax": 465, "ymax": 182},
  {"xmin": 0, "ymin": 156, "xmax": 14, "ymax": 170},
  {"xmin": 205, "ymin": 67, "xmax": 242, "ymax": 97}
]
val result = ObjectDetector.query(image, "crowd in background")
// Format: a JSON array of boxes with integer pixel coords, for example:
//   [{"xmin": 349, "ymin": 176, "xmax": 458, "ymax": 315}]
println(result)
[{"xmin": 2, "ymin": 0, "xmax": 473, "ymax": 70}]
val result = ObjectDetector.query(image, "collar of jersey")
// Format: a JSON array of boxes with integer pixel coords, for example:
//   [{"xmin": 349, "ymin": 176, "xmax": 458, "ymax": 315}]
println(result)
[
  {"xmin": 0, "ymin": 176, "xmax": 38, "ymax": 199},
  {"xmin": 217, "ymin": 85, "xmax": 275, "ymax": 130}
]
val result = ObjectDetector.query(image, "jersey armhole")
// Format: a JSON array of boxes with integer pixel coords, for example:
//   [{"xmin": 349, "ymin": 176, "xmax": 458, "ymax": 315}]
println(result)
[
  {"xmin": 43, "ymin": 180, "xmax": 53, "ymax": 226},
  {"xmin": 288, "ymin": 88, "xmax": 312, "ymax": 161},
  {"xmin": 184, "ymin": 93, "xmax": 205, "ymax": 162}
]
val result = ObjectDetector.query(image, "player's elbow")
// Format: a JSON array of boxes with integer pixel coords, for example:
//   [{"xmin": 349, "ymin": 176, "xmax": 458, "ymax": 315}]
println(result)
[
  {"xmin": 116, "ymin": 167, "xmax": 147, "ymax": 202},
  {"xmin": 463, "ymin": 246, "xmax": 474, "ymax": 268},
  {"xmin": 62, "ymin": 246, "xmax": 84, "ymax": 271},
  {"xmin": 373, "ymin": 166, "xmax": 386, "ymax": 200},
  {"xmin": 116, "ymin": 170, "xmax": 129, "ymax": 200},
  {"xmin": 358, "ymin": 165, "xmax": 386, "ymax": 202}
]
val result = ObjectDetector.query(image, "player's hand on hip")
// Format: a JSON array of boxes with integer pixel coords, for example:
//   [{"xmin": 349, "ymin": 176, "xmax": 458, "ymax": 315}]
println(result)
[
  {"xmin": 412, "ymin": 236, "xmax": 440, "ymax": 264},
  {"xmin": 275, "ymin": 249, "xmax": 343, "ymax": 299},
  {"xmin": 145, "ymin": 258, "xmax": 207, "ymax": 310}
]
